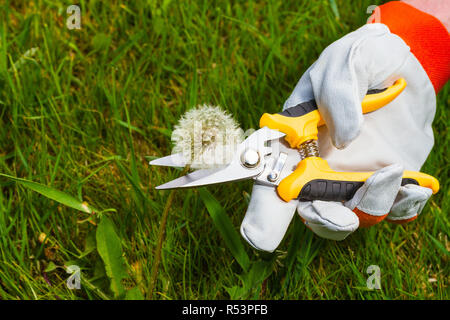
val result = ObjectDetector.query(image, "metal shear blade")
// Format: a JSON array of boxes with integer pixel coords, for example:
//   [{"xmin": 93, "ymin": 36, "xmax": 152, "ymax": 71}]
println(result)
[
  {"xmin": 155, "ymin": 167, "xmax": 224, "ymax": 189},
  {"xmin": 151, "ymin": 127, "xmax": 286, "ymax": 189},
  {"xmin": 149, "ymin": 153, "xmax": 187, "ymax": 167},
  {"xmin": 155, "ymin": 165, "xmax": 256, "ymax": 189}
]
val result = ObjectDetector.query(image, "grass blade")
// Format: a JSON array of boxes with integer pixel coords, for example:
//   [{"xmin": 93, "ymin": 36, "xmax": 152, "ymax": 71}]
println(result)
[
  {"xmin": 199, "ymin": 188, "xmax": 250, "ymax": 272},
  {"xmin": 96, "ymin": 215, "xmax": 128, "ymax": 298},
  {"xmin": 426, "ymin": 232, "xmax": 449, "ymax": 256},
  {"xmin": 328, "ymin": 0, "xmax": 340, "ymax": 19},
  {"xmin": 125, "ymin": 286, "xmax": 144, "ymax": 300},
  {"xmin": 0, "ymin": 173, "xmax": 95, "ymax": 214}
]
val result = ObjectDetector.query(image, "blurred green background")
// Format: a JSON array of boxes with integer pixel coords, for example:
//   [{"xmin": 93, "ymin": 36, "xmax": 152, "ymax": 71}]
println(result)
[{"xmin": 0, "ymin": 0, "xmax": 448, "ymax": 299}]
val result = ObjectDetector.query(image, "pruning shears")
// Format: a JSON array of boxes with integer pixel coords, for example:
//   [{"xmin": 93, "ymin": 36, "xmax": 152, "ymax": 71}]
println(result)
[{"xmin": 150, "ymin": 78, "xmax": 440, "ymax": 202}]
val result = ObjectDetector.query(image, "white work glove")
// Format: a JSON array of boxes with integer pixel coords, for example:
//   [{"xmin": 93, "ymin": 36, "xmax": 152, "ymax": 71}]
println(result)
[{"xmin": 241, "ymin": 23, "xmax": 436, "ymax": 252}]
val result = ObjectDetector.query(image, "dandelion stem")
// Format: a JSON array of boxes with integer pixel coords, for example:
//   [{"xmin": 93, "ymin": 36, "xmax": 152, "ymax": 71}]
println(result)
[{"xmin": 148, "ymin": 165, "xmax": 189, "ymax": 299}]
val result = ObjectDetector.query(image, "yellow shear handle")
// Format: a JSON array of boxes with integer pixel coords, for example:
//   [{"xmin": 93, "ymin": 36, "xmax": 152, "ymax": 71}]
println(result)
[
  {"xmin": 259, "ymin": 78, "xmax": 407, "ymax": 148},
  {"xmin": 277, "ymin": 157, "xmax": 440, "ymax": 202}
]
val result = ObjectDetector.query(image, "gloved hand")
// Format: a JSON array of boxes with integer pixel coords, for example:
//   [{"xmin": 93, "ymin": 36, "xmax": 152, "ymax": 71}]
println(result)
[
  {"xmin": 241, "ymin": 163, "xmax": 431, "ymax": 251},
  {"xmin": 240, "ymin": 1, "xmax": 450, "ymax": 252}
]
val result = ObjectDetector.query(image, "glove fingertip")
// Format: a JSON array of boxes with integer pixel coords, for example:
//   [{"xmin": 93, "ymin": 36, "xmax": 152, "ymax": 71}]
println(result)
[
  {"xmin": 297, "ymin": 201, "xmax": 360, "ymax": 240},
  {"xmin": 240, "ymin": 223, "xmax": 276, "ymax": 253},
  {"xmin": 386, "ymin": 215, "xmax": 418, "ymax": 225},
  {"xmin": 399, "ymin": 184, "xmax": 433, "ymax": 200}
]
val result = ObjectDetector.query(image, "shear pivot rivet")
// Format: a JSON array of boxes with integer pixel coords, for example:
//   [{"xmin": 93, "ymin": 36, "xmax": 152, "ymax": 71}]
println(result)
[
  {"xmin": 267, "ymin": 172, "xmax": 278, "ymax": 182},
  {"xmin": 241, "ymin": 149, "xmax": 260, "ymax": 168}
]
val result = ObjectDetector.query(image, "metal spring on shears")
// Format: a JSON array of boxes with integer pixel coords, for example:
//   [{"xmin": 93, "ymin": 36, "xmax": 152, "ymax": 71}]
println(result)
[{"xmin": 299, "ymin": 139, "xmax": 319, "ymax": 159}]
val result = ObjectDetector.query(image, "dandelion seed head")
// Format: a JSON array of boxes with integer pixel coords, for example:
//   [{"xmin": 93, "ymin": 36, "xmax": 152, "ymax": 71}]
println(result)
[{"xmin": 172, "ymin": 104, "xmax": 244, "ymax": 169}]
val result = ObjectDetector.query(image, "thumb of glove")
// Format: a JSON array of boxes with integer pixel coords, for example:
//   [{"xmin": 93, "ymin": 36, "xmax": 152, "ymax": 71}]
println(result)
[{"xmin": 284, "ymin": 23, "xmax": 411, "ymax": 149}]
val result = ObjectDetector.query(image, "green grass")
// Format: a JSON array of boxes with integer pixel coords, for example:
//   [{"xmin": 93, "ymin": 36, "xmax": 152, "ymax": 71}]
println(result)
[{"xmin": 0, "ymin": 0, "xmax": 448, "ymax": 300}]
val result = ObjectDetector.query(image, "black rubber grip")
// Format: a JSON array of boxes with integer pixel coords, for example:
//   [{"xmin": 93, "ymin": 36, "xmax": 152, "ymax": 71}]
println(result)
[
  {"xmin": 367, "ymin": 87, "xmax": 387, "ymax": 94},
  {"xmin": 279, "ymin": 87, "xmax": 388, "ymax": 118},
  {"xmin": 298, "ymin": 177, "xmax": 419, "ymax": 202},
  {"xmin": 278, "ymin": 100, "xmax": 317, "ymax": 117}
]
